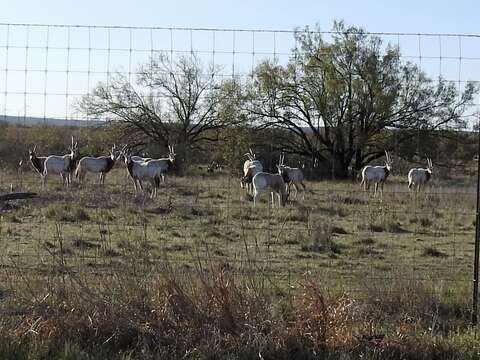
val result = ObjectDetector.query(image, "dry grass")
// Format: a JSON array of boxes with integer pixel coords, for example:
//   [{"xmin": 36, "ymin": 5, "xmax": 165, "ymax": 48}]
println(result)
[
  {"xmin": 0, "ymin": 169, "xmax": 477, "ymax": 358},
  {"xmin": 0, "ymin": 266, "xmax": 474, "ymax": 359}
]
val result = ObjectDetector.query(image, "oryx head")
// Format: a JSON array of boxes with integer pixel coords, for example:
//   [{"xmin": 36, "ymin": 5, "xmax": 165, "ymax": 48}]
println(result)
[
  {"xmin": 426, "ymin": 158, "xmax": 433, "ymax": 173},
  {"xmin": 276, "ymin": 153, "xmax": 286, "ymax": 173},
  {"xmin": 116, "ymin": 145, "xmax": 128, "ymax": 162},
  {"xmin": 244, "ymin": 148, "xmax": 256, "ymax": 162},
  {"xmin": 122, "ymin": 149, "xmax": 133, "ymax": 165},
  {"xmin": 29, "ymin": 145, "xmax": 37, "ymax": 158},
  {"xmin": 384, "ymin": 150, "xmax": 393, "ymax": 171},
  {"xmin": 168, "ymin": 145, "xmax": 176, "ymax": 162},
  {"xmin": 69, "ymin": 136, "xmax": 79, "ymax": 158},
  {"xmin": 109, "ymin": 144, "xmax": 118, "ymax": 160}
]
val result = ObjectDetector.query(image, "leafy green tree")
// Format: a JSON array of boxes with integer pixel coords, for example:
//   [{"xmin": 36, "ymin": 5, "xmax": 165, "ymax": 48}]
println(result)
[{"xmin": 249, "ymin": 21, "xmax": 477, "ymax": 178}]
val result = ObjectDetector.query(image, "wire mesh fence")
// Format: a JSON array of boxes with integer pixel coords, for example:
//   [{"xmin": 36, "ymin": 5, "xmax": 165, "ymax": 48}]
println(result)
[
  {"xmin": 0, "ymin": 23, "xmax": 479, "ymax": 322},
  {"xmin": 0, "ymin": 167, "xmax": 476, "ymax": 295},
  {"xmin": 1, "ymin": 23, "xmax": 480, "ymax": 124}
]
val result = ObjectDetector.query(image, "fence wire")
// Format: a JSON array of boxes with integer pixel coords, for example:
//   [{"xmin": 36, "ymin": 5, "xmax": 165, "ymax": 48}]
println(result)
[
  {"xmin": 0, "ymin": 23, "xmax": 480, "ymax": 124},
  {"xmin": 0, "ymin": 23, "xmax": 479, "ymax": 315}
]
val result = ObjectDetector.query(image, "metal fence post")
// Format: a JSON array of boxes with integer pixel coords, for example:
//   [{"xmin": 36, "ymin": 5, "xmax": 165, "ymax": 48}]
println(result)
[{"xmin": 473, "ymin": 124, "xmax": 480, "ymax": 326}]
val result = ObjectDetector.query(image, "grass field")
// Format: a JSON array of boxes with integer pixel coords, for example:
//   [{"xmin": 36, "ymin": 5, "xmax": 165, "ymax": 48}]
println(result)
[
  {"xmin": 0, "ymin": 166, "xmax": 476, "ymax": 287},
  {"xmin": 0, "ymin": 165, "xmax": 478, "ymax": 358}
]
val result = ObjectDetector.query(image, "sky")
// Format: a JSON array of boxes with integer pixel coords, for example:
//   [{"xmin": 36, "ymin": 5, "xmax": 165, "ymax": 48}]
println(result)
[
  {"xmin": 0, "ymin": 0, "xmax": 479, "ymax": 123},
  {"xmin": 1, "ymin": 0, "xmax": 479, "ymax": 35}
]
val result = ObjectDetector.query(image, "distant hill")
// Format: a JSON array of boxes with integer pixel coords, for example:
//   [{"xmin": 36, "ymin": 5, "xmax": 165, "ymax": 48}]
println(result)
[{"xmin": 0, "ymin": 115, "xmax": 104, "ymax": 127}]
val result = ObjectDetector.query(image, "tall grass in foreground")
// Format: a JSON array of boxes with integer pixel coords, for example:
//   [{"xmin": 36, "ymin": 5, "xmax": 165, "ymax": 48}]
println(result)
[
  {"xmin": 0, "ymin": 171, "xmax": 478, "ymax": 358},
  {"xmin": 0, "ymin": 249, "xmax": 478, "ymax": 360}
]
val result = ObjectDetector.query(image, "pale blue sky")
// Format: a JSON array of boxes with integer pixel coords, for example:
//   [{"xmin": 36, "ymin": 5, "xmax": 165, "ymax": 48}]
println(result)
[
  {"xmin": 1, "ymin": 0, "xmax": 479, "ymax": 123},
  {"xmin": 1, "ymin": 0, "xmax": 479, "ymax": 35}
]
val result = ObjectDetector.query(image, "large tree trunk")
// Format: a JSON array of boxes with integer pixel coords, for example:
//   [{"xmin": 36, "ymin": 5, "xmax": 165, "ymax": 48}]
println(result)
[{"xmin": 330, "ymin": 152, "xmax": 349, "ymax": 180}]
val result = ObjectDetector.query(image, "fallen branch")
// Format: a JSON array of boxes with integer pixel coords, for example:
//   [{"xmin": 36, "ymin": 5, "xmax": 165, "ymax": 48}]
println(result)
[{"xmin": 0, "ymin": 192, "xmax": 37, "ymax": 201}]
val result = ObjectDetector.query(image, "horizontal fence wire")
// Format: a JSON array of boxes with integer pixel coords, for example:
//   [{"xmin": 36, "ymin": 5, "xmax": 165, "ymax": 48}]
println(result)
[
  {"xmin": 0, "ymin": 23, "xmax": 479, "ymax": 123},
  {"xmin": 0, "ymin": 24, "xmax": 478, "ymax": 312}
]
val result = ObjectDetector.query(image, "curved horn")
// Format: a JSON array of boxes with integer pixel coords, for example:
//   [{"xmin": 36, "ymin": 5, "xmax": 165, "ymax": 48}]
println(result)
[{"xmin": 385, "ymin": 150, "xmax": 392, "ymax": 163}]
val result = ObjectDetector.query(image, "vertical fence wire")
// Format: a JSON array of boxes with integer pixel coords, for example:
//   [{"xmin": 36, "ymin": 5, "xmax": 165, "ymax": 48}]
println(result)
[{"xmin": 0, "ymin": 24, "xmax": 479, "ymax": 319}]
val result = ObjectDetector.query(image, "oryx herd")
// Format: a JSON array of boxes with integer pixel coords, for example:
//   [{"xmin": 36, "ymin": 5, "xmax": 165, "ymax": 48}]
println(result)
[
  {"xmin": 27, "ymin": 138, "xmax": 176, "ymax": 199},
  {"xmin": 25, "ymin": 140, "xmax": 433, "ymax": 206},
  {"xmin": 359, "ymin": 151, "xmax": 433, "ymax": 197},
  {"xmin": 241, "ymin": 149, "xmax": 434, "ymax": 207}
]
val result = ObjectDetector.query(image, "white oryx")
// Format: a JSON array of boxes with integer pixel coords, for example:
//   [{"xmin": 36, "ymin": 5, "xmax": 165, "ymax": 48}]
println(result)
[
  {"xmin": 252, "ymin": 171, "xmax": 290, "ymax": 207},
  {"xmin": 123, "ymin": 145, "xmax": 176, "ymax": 198},
  {"xmin": 75, "ymin": 144, "xmax": 120, "ymax": 184},
  {"xmin": 28, "ymin": 145, "xmax": 46, "ymax": 181},
  {"xmin": 408, "ymin": 158, "xmax": 433, "ymax": 192},
  {"xmin": 43, "ymin": 137, "xmax": 79, "ymax": 188},
  {"xmin": 241, "ymin": 148, "xmax": 263, "ymax": 194},
  {"xmin": 131, "ymin": 156, "xmax": 152, "ymax": 162},
  {"xmin": 276, "ymin": 153, "xmax": 306, "ymax": 200},
  {"xmin": 360, "ymin": 151, "xmax": 393, "ymax": 197}
]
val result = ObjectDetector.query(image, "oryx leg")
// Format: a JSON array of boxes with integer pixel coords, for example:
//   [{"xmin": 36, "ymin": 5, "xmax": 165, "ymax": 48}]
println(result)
[
  {"xmin": 150, "ymin": 180, "xmax": 156, "ymax": 199},
  {"xmin": 364, "ymin": 181, "xmax": 370, "ymax": 192},
  {"xmin": 132, "ymin": 178, "xmax": 140, "ymax": 194},
  {"xmin": 300, "ymin": 181, "xmax": 307, "ymax": 200},
  {"xmin": 292, "ymin": 182, "xmax": 299, "ymax": 200},
  {"xmin": 253, "ymin": 190, "xmax": 260, "ymax": 207}
]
